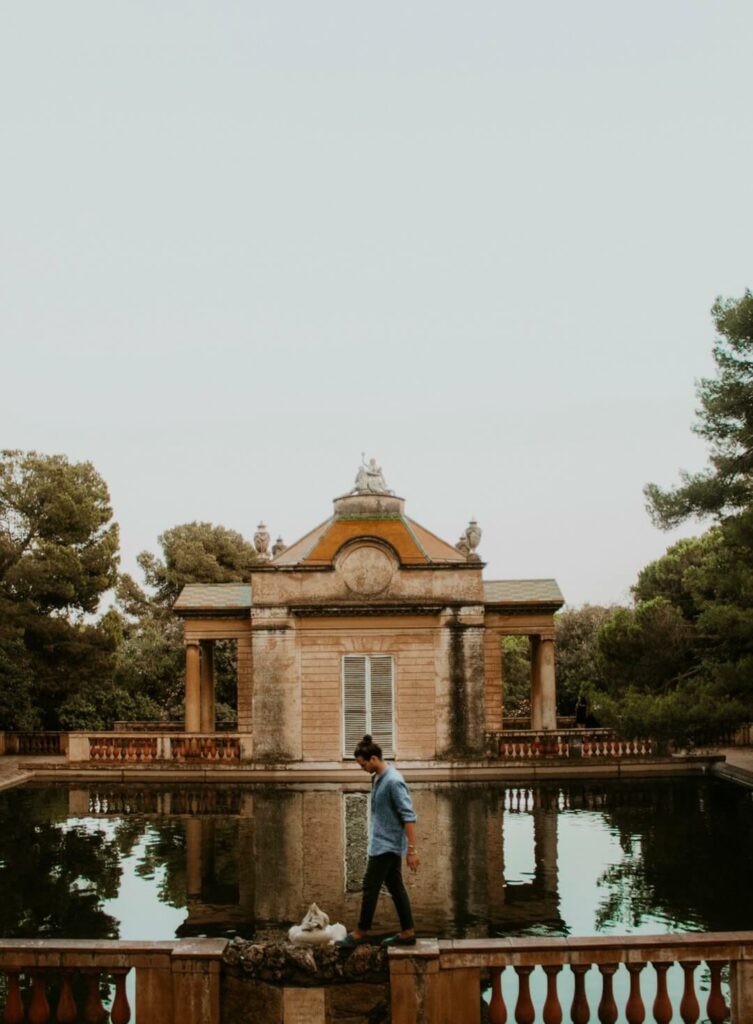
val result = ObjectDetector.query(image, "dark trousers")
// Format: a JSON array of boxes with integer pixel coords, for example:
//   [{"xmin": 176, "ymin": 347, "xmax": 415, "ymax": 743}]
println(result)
[{"xmin": 358, "ymin": 853, "xmax": 414, "ymax": 932}]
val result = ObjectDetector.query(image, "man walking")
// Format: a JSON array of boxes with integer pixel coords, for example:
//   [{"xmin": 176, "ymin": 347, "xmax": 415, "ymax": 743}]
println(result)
[{"xmin": 337, "ymin": 734, "xmax": 420, "ymax": 948}]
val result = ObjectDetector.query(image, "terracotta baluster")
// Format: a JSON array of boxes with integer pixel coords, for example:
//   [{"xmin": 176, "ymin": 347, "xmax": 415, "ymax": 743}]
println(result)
[
  {"xmin": 56, "ymin": 973, "xmax": 78, "ymax": 1024},
  {"xmin": 28, "ymin": 973, "xmax": 50, "ymax": 1024},
  {"xmin": 624, "ymin": 963, "xmax": 645, "ymax": 1024},
  {"xmin": 652, "ymin": 963, "xmax": 672, "ymax": 1024},
  {"xmin": 679, "ymin": 961, "xmax": 700, "ymax": 1023},
  {"xmin": 514, "ymin": 966, "xmax": 535, "ymax": 1024},
  {"xmin": 3, "ymin": 970, "xmax": 25, "ymax": 1024},
  {"xmin": 705, "ymin": 961, "xmax": 728, "ymax": 1024},
  {"xmin": 111, "ymin": 969, "xmax": 131, "ymax": 1024},
  {"xmin": 597, "ymin": 965, "xmax": 618, "ymax": 1024},
  {"xmin": 83, "ymin": 971, "xmax": 107, "ymax": 1024},
  {"xmin": 542, "ymin": 965, "xmax": 563, "ymax": 1024},
  {"xmin": 489, "ymin": 966, "xmax": 507, "ymax": 1024},
  {"xmin": 570, "ymin": 964, "xmax": 591, "ymax": 1024}
]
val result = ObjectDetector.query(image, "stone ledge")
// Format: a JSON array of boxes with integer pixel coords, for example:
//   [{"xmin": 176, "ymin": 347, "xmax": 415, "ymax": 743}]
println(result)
[{"xmin": 224, "ymin": 939, "xmax": 388, "ymax": 985}]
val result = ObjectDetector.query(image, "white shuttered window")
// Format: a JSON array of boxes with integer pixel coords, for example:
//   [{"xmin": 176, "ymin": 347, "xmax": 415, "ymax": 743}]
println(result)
[{"xmin": 342, "ymin": 655, "xmax": 394, "ymax": 758}]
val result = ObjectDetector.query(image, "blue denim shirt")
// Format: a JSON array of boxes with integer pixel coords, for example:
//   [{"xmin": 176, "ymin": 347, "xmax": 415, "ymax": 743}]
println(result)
[{"xmin": 369, "ymin": 765, "xmax": 417, "ymax": 857}]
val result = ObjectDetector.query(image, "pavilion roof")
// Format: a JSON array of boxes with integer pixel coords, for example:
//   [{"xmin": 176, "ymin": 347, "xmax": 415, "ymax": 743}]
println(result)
[
  {"xmin": 174, "ymin": 582, "xmax": 252, "ymax": 612},
  {"xmin": 271, "ymin": 514, "xmax": 466, "ymax": 567},
  {"xmin": 483, "ymin": 579, "xmax": 564, "ymax": 606}
]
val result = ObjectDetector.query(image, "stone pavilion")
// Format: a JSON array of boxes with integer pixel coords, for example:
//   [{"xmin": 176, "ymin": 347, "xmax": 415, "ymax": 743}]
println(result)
[{"xmin": 173, "ymin": 461, "xmax": 563, "ymax": 763}]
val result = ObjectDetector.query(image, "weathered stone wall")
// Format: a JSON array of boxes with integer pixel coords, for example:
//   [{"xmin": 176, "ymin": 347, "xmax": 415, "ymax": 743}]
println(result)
[
  {"xmin": 250, "ymin": 564, "xmax": 484, "ymax": 608},
  {"xmin": 437, "ymin": 606, "xmax": 486, "ymax": 758},
  {"xmin": 251, "ymin": 612, "xmax": 300, "ymax": 761},
  {"xmin": 298, "ymin": 620, "xmax": 440, "ymax": 761}
]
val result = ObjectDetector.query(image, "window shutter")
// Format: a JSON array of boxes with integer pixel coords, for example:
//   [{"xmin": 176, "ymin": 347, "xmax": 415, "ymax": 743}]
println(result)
[
  {"xmin": 343, "ymin": 656, "xmax": 367, "ymax": 757},
  {"xmin": 369, "ymin": 656, "xmax": 394, "ymax": 758}
]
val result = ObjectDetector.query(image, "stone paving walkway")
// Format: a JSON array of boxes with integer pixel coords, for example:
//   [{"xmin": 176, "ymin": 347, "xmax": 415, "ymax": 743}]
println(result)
[
  {"xmin": 0, "ymin": 748, "xmax": 751, "ymax": 788},
  {"xmin": 707, "ymin": 746, "xmax": 753, "ymax": 787},
  {"xmin": 0, "ymin": 758, "xmax": 34, "ymax": 791}
]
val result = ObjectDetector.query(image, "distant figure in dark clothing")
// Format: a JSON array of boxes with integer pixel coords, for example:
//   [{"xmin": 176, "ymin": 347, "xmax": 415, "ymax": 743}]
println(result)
[
  {"xmin": 575, "ymin": 695, "xmax": 587, "ymax": 727},
  {"xmin": 336, "ymin": 735, "xmax": 420, "ymax": 949}
]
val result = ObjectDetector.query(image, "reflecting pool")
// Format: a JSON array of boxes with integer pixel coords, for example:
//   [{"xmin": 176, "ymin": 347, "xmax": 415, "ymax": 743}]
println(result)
[{"xmin": 0, "ymin": 777, "xmax": 751, "ymax": 941}]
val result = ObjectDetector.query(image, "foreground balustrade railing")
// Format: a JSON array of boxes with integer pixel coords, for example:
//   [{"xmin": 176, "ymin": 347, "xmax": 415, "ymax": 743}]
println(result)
[
  {"xmin": 0, "ymin": 939, "xmax": 226, "ymax": 1024},
  {"xmin": 388, "ymin": 933, "xmax": 753, "ymax": 1024}
]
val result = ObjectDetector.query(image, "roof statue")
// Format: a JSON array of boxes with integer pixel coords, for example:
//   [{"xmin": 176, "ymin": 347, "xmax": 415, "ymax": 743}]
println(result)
[{"xmin": 352, "ymin": 454, "xmax": 394, "ymax": 496}]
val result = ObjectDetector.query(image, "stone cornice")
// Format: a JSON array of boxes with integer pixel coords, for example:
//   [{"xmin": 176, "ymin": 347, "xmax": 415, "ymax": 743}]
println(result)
[
  {"xmin": 484, "ymin": 601, "xmax": 563, "ymax": 614},
  {"xmin": 288, "ymin": 603, "xmax": 447, "ymax": 617}
]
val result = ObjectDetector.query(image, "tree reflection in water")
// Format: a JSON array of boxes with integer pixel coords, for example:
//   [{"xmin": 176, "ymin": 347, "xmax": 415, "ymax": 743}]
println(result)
[
  {"xmin": 592, "ymin": 779, "xmax": 753, "ymax": 932},
  {"xmin": 0, "ymin": 787, "xmax": 120, "ymax": 938}
]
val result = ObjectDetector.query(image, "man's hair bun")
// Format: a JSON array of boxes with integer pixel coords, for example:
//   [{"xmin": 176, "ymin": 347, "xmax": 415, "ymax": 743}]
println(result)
[{"xmin": 354, "ymin": 735, "xmax": 382, "ymax": 760}]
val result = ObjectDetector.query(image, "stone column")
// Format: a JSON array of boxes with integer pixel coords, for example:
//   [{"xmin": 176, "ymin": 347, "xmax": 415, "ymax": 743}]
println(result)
[
  {"xmin": 185, "ymin": 641, "xmax": 201, "ymax": 733},
  {"xmin": 530, "ymin": 636, "xmax": 543, "ymax": 731},
  {"xmin": 539, "ymin": 637, "xmax": 557, "ymax": 731},
  {"xmin": 483, "ymin": 627, "xmax": 503, "ymax": 732},
  {"xmin": 199, "ymin": 640, "xmax": 215, "ymax": 732},
  {"xmin": 185, "ymin": 816, "xmax": 202, "ymax": 900},
  {"xmin": 441, "ymin": 606, "xmax": 486, "ymax": 758},
  {"xmin": 236, "ymin": 634, "xmax": 253, "ymax": 735},
  {"xmin": 731, "ymin": 961, "xmax": 753, "ymax": 1023},
  {"xmin": 533, "ymin": 803, "xmax": 559, "ymax": 898}
]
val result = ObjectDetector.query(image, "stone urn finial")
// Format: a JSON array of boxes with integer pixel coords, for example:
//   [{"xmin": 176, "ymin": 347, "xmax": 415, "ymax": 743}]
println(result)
[
  {"xmin": 254, "ymin": 522, "xmax": 271, "ymax": 561},
  {"xmin": 272, "ymin": 536, "xmax": 286, "ymax": 557},
  {"xmin": 456, "ymin": 519, "xmax": 482, "ymax": 560}
]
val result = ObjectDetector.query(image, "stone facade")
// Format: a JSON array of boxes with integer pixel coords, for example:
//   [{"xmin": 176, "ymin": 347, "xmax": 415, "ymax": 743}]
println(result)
[{"xmin": 174, "ymin": 473, "xmax": 564, "ymax": 762}]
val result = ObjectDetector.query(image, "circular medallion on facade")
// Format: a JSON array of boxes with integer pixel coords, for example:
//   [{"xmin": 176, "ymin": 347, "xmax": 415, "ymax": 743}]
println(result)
[{"xmin": 338, "ymin": 544, "xmax": 396, "ymax": 596}]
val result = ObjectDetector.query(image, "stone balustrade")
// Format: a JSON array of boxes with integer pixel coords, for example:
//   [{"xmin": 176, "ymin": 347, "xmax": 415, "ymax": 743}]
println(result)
[
  {"xmin": 0, "ymin": 733, "xmax": 67, "ymax": 756},
  {"xmin": 389, "ymin": 932, "xmax": 753, "ymax": 1024},
  {"xmin": 67, "ymin": 732, "xmax": 252, "ymax": 763},
  {"xmin": 0, "ymin": 938, "xmax": 226, "ymax": 1024},
  {"xmin": 0, "ymin": 933, "xmax": 751, "ymax": 1023},
  {"xmin": 487, "ymin": 728, "xmax": 656, "ymax": 760}
]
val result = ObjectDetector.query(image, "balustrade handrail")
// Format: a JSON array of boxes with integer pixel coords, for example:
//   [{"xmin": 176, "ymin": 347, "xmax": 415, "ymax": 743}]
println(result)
[
  {"xmin": 411, "ymin": 930, "xmax": 753, "ymax": 964},
  {"xmin": 0, "ymin": 937, "xmax": 227, "ymax": 1024},
  {"xmin": 389, "ymin": 931, "xmax": 753, "ymax": 1023}
]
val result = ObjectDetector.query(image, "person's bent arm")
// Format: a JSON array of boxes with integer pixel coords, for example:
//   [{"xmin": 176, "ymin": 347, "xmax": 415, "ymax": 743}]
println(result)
[{"xmin": 405, "ymin": 821, "xmax": 420, "ymax": 872}]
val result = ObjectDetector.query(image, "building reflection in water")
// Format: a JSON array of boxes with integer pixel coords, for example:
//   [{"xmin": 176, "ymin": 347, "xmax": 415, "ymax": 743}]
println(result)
[{"xmin": 68, "ymin": 783, "xmax": 569, "ymax": 939}]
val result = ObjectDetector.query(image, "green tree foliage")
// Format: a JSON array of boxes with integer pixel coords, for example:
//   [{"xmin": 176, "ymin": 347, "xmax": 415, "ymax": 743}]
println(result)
[
  {"xmin": 597, "ymin": 599, "xmax": 697, "ymax": 697},
  {"xmin": 0, "ymin": 451, "xmax": 120, "ymax": 729},
  {"xmin": 632, "ymin": 533, "xmax": 719, "ymax": 621},
  {"xmin": 554, "ymin": 605, "xmax": 615, "ymax": 713},
  {"xmin": 115, "ymin": 522, "xmax": 257, "ymax": 720},
  {"xmin": 645, "ymin": 290, "xmax": 753, "ymax": 526},
  {"xmin": 574, "ymin": 293, "xmax": 753, "ymax": 745},
  {"xmin": 589, "ymin": 293, "xmax": 753, "ymax": 744},
  {"xmin": 501, "ymin": 636, "xmax": 530, "ymax": 718},
  {"xmin": 137, "ymin": 522, "xmax": 258, "ymax": 607}
]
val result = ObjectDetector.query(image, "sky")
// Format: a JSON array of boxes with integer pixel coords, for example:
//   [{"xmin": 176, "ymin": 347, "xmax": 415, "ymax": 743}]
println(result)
[{"xmin": 2, "ymin": 1, "xmax": 752, "ymax": 607}]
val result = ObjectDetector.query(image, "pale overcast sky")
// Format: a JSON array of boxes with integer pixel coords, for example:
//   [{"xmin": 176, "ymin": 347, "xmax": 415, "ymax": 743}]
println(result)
[{"xmin": 2, "ymin": 2, "xmax": 751, "ymax": 607}]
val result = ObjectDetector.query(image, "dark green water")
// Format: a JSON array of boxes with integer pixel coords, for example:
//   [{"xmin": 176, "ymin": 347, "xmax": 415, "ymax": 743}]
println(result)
[{"xmin": 0, "ymin": 776, "xmax": 751, "ymax": 942}]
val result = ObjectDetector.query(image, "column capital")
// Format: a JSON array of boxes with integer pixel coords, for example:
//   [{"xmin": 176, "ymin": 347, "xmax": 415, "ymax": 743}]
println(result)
[{"xmin": 185, "ymin": 639, "xmax": 201, "ymax": 649}]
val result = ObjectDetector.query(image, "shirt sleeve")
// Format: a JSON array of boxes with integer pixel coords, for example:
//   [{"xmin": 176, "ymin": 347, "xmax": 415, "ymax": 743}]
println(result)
[{"xmin": 390, "ymin": 778, "xmax": 417, "ymax": 823}]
